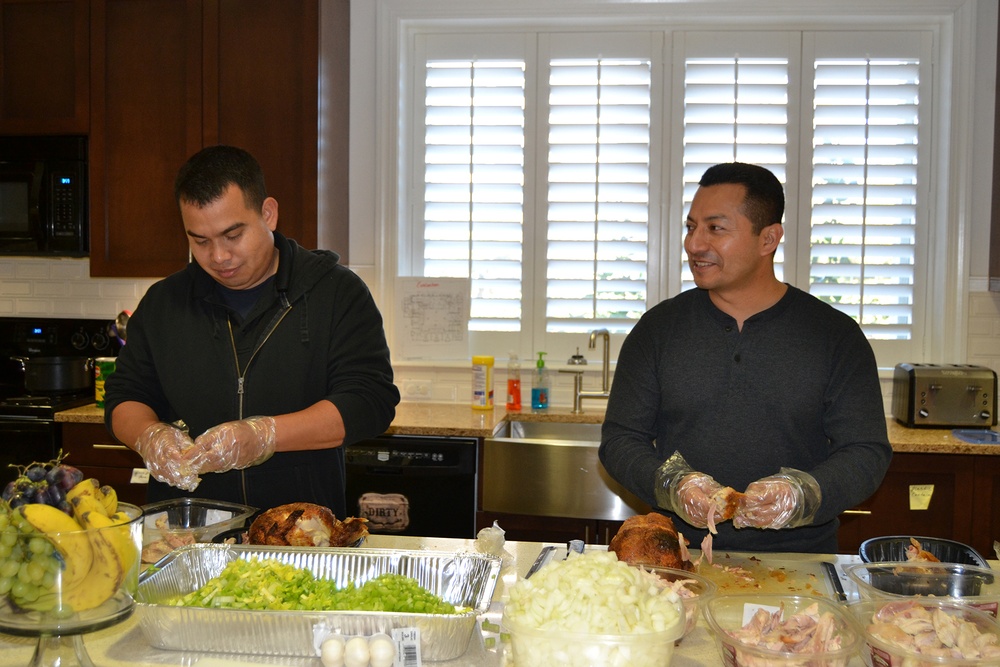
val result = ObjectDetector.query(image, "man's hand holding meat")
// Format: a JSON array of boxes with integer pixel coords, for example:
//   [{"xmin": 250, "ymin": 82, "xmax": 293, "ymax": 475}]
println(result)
[
  {"xmin": 734, "ymin": 467, "xmax": 822, "ymax": 530},
  {"xmin": 134, "ymin": 421, "xmax": 200, "ymax": 491},
  {"xmin": 186, "ymin": 416, "xmax": 278, "ymax": 474}
]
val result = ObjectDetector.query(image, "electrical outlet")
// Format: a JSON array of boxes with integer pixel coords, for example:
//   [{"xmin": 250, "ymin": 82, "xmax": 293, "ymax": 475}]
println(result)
[{"xmin": 403, "ymin": 380, "xmax": 431, "ymax": 398}]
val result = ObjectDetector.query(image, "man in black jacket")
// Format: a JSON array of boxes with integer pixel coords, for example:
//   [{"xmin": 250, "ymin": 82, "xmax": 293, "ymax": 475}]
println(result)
[{"xmin": 104, "ymin": 145, "xmax": 399, "ymax": 515}]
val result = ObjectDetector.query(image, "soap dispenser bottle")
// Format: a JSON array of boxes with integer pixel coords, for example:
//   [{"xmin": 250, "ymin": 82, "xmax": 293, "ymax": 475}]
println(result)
[{"xmin": 531, "ymin": 352, "xmax": 549, "ymax": 409}]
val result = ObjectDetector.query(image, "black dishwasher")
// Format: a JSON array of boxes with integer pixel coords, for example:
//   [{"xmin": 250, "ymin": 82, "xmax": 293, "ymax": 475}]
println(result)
[{"xmin": 344, "ymin": 434, "xmax": 478, "ymax": 538}]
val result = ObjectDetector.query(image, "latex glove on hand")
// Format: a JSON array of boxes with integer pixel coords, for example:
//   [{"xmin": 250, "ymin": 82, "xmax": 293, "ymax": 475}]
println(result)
[
  {"xmin": 187, "ymin": 416, "xmax": 277, "ymax": 475},
  {"xmin": 133, "ymin": 422, "xmax": 200, "ymax": 491},
  {"xmin": 654, "ymin": 450, "xmax": 723, "ymax": 529},
  {"xmin": 733, "ymin": 467, "xmax": 822, "ymax": 530}
]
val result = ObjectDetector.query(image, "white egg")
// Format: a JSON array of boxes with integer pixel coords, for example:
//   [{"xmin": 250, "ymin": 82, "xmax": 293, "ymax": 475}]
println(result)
[
  {"xmin": 367, "ymin": 633, "xmax": 396, "ymax": 667},
  {"xmin": 343, "ymin": 636, "xmax": 371, "ymax": 667},
  {"xmin": 320, "ymin": 635, "xmax": 346, "ymax": 667}
]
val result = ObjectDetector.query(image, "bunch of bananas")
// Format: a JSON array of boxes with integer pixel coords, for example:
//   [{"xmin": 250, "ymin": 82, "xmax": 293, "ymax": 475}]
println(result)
[{"xmin": 0, "ymin": 478, "xmax": 139, "ymax": 614}]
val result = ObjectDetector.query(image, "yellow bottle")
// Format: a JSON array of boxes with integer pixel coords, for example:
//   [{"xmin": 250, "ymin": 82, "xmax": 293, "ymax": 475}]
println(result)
[{"xmin": 472, "ymin": 355, "xmax": 494, "ymax": 410}]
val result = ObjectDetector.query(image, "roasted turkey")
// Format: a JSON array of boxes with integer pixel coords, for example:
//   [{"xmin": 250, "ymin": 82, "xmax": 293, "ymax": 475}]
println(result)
[
  {"xmin": 608, "ymin": 512, "xmax": 695, "ymax": 571},
  {"xmin": 247, "ymin": 502, "xmax": 369, "ymax": 547}
]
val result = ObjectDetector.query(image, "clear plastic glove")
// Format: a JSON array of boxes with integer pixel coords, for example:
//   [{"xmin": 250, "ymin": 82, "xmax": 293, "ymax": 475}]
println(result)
[
  {"xmin": 133, "ymin": 422, "xmax": 200, "ymax": 491},
  {"xmin": 187, "ymin": 416, "xmax": 277, "ymax": 474},
  {"xmin": 733, "ymin": 467, "xmax": 822, "ymax": 530},
  {"xmin": 653, "ymin": 450, "xmax": 724, "ymax": 528}
]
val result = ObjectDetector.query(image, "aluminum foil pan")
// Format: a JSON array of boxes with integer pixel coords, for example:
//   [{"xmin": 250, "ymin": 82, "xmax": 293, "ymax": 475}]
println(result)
[{"xmin": 135, "ymin": 543, "xmax": 501, "ymax": 661}]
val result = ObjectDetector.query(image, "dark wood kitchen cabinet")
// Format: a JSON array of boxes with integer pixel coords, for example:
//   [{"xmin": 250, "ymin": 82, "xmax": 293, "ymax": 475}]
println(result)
[
  {"xmin": 61, "ymin": 422, "xmax": 148, "ymax": 507},
  {"xmin": 88, "ymin": 0, "xmax": 319, "ymax": 277},
  {"xmin": 0, "ymin": 0, "xmax": 89, "ymax": 134},
  {"xmin": 837, "ymin": 452, "xmax": 978, "ymax": 555}
]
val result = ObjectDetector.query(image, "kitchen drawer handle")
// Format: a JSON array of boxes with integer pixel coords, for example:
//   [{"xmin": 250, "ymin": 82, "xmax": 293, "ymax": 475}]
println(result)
[
  {"xmin": 842, "ymin": 509, "xmax": 872, "ymax": 516},
  {"xmin": 92, "ymin": 443, "xmax": 131, "ymax": 451}
]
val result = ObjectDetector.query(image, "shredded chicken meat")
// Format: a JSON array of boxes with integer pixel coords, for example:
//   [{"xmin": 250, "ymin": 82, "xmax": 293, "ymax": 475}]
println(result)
[
  {"xmin": 867, "ymin": 599, "xmax": 1000, "ymax": 663},
  {"xmin": 724, "ymin": 601, "xmax": 847, "ymax": 666}
]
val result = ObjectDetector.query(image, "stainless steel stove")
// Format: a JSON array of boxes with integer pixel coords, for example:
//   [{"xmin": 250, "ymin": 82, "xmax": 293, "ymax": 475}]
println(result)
[{"xmin": 0, "ymin": 317, "xmax": 121, "ymax": 485}]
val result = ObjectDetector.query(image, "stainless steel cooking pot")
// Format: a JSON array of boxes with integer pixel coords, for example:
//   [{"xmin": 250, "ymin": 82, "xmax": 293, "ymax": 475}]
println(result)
[{"xmin": 10, "ymin": 356, "xmax": 94, "ymax": 394}]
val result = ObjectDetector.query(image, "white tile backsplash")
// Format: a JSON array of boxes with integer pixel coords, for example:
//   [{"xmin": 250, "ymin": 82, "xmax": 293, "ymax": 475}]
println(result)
[{"xmin": 0, "ymin": 257, "xmax": 157, "ymax": 319}]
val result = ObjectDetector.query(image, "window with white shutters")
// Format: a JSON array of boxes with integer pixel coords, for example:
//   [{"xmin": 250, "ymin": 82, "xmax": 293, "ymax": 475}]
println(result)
[{"xmin": 404, "ymin": 25, "xmax": 937, "ymax": 365}]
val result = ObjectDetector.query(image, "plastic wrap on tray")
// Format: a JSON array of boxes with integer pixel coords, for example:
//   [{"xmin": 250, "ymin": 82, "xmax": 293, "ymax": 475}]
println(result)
[{"xmin": 135, "ymin": 544, "xmax": 501, "ymax": 661}]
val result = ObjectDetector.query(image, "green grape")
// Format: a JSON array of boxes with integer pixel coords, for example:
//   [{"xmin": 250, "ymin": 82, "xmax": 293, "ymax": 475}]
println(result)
[
  {"xmin": 0, "ymin": 542, "xmax": 11, "ymax": 560},
  {"xmin": 16, "ymin": 562, "xmax": 32, "ymax": 584},
  {"xmin": 26, "ymin": 560, "xmax": 45, "ymax": 583},
  {"xmin": 0, "ymin": 527, "xmax": 17, "ymax": 548},
  {"xmin": 0, "ymin": 559, "xmax": 18, "ymax": 579},
  {"xmin": 0, "ymin": 512, "xmax": 9, "ymax": 530},
  {"xmin": 10, "ymin": 579, "xmax": 29, "ymax": 600},
  {"xmin": 28, "ymin": 536, "xmax": 50, "ymax": 556},
  {"xmin": 14, "ymin": 581, "xmax": 38, "ymax": 603},
  {"xmin": 0, "ymin": 576, "xmax": 11, "ymax": 595},
  {"xmin": 41, "ymin": 571, "xmax": 55, "ymax": 589}
]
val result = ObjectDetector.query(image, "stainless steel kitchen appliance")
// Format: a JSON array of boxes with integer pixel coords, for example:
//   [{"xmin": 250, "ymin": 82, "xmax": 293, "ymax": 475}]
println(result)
[
  {"xmin": 892, "ymin": 363, "xmax": 997, "ymax": 428},
  {"xmin": 0, "ymin": 317, "xmax": 120, "ymax": 487}
]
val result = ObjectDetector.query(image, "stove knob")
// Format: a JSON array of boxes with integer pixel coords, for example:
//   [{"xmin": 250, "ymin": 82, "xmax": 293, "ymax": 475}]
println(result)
[
  {"xmin": 980, "ymin": 411, "xmax": 992, "ymax": 421},
  {"xmin": 70, "ymin": 331, "xmax": 89, "ymax": 350},
  {"xmin": 91, "ymin": 332, "xmax": 110, "ymax": 351},
  {"xmin": 918, "ymin": 408, "xmax": 930, "ymax": 418}
]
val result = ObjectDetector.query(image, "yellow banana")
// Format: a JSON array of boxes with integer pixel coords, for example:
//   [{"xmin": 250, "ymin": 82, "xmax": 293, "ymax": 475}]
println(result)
[
  {"xmin": 79, "ymin": 510, "xmax": 139, "ymax": 585},
  {"xmin": 70, "ymin": 493, "xmax": 108, "ymax": 525},
  {"xmin": 98, "ymin": 485, "xmax": 118, "ymax": 515},
  {"xmin": 16, "ymin": 503, "xmax": 93, "ymax": 597},
  {"xmin": 66, "ymin": 478, "xmax": 102, "ymax": 505}
]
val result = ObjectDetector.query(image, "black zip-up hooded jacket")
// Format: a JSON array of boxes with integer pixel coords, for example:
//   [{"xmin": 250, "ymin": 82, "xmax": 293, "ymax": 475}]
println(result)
[{"xmin": 104, "ymin": 232, "xmax": 400, "ymax": 515}]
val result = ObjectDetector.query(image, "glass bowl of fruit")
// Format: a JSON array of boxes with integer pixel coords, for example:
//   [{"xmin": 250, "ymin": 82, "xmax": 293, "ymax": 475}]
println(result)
[{"xmin": 0, "ymin": 455, "xmax": 143, "ymax": 667}]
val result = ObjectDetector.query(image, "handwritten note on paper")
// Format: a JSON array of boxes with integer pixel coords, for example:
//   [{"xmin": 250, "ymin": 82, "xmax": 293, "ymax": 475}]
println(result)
[
  {"xmin": 909, "ymin": 484, "xmax": 935, "ymax": 511},
  {"xmin": 395, "ymin": 277, "xmax": 470, "ymax": 359}
]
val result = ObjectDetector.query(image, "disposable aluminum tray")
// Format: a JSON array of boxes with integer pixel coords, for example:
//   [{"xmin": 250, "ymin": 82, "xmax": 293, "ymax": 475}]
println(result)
[{"xmin": 135, "ymin": 543, "xmax": 501, "ymax": 661}]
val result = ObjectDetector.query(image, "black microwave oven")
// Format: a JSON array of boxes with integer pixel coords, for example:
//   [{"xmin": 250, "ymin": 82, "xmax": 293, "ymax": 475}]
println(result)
[{"xmin": 0, "ymin": 136, "xmax": 87, "ymax": 256}]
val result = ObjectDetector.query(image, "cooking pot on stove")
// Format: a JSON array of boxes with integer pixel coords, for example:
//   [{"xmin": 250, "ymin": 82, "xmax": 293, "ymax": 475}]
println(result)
[{"xmin": 10, "ymin": 356, "xmax": 94, "ymax": 395}]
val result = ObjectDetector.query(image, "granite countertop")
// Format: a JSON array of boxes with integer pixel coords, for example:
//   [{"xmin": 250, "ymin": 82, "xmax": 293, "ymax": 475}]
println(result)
[{"xmin": 56, "ymin": 401, "xmax": 1000, "ymax": 454}]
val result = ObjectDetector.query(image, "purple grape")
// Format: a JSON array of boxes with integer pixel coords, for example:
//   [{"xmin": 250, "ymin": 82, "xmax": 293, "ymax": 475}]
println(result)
[
  {"xmin": 58, "ymin": 465, "xmax": 83, "ymax": 491},
  {"xmin": 44, "ymin": 485, "xmax": 65, "ymax": 507},
  {"xmin": 21, "ymin": 485, "xmax": 39, "ymax": 503},
  {"xmin": 8, "ymin": 494, "xmax": 27, "ymax": 508},
  {"xmin": 1, "ymin": 480, "xmax": 15, "ymax": 501},
  {"xmin": 57, "ymin": 500, "xmax": 73, "ymax": 516},
  {"xmin": 25, "ymin": 465, "xmax": 46, "ymax": 482}
]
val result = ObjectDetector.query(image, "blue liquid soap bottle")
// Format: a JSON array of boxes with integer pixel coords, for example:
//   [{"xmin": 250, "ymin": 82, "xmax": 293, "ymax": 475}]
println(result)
[{"xmin": 531, "ymin": 352, "xmax": 549, "ymax": 409}]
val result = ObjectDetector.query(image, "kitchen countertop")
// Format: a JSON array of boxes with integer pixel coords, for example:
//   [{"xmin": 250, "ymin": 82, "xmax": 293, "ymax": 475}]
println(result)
[
  {"xmin": 0, "ymin": 533, "xmax": 922, "ymax": 667},
  {"xmin": 57, "ymin": 401, "xmax": 1000, "ymax": 455}
]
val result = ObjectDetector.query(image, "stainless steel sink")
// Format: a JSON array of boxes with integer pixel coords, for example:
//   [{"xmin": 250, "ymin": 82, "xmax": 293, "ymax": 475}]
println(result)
[
  {"xmin": 483, "ymin": 420, "xmax": 650, "ymax": 522},
  {"xmin": 496, "ymin": 420, "xmax": 603, "ymax": 442}
]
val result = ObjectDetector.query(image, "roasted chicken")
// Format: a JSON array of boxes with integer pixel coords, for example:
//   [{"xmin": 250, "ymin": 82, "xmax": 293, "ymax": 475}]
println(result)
[
  {"xmin": 608, "ymin": 512, "xmax": 695, "ymax": 571},
  {"xmin": 247, "ymin": 502, "xmax": 369, "ymax": 547}
]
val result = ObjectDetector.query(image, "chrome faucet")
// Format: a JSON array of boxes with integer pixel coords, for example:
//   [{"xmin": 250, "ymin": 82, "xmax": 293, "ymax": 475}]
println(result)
[{"xmin": 560, "ymin": 328, "xmax": 611, "ymax": 414}]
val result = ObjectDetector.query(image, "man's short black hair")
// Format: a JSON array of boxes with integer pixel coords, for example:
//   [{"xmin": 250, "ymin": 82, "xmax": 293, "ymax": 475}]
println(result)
[
  {"xmin": 698, "ymin": 162, "xmax": 784, "ymax": 234},
  {"xmin": 174, "ymin": 145, "xmax": 267, "ymax": 211}
]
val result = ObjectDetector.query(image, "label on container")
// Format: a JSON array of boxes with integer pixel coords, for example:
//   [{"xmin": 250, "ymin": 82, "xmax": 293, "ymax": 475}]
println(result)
[{"xmin": 391, "ymin": 627, "xmax": 421, "ymax": 667}]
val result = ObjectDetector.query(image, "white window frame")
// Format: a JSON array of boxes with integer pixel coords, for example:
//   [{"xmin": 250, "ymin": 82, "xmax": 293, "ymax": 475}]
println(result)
[{"xmin": 351, "ymin": 0, "xmax": 983, "ymax": 371}]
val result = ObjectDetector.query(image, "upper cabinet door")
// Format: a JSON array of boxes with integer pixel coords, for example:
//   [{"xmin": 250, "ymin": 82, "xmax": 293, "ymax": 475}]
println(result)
[
  {"xmin": 0, "ymin": 0, "xmax": 90, "ymax": 134},
  {"xmin": 206, "ymin": 0, "xmax": 319, "ymax": 250},
  {"xmin": 88, "ymin": 0, "xmax": 202, "ymax": 277},
  {"xmin": 89, "ymin": 0, "xmax": 319, "ymax": 277}
]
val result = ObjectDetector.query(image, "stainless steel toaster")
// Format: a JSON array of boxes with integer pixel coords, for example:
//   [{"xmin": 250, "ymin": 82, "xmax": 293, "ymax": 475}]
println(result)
[{"xmin": 892, "ymin": 363, "xmax": 997, "ymax": 428}]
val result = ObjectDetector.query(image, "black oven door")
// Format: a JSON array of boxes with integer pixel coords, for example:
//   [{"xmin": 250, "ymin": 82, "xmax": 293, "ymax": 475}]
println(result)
[{"xmin": 0, "ymin": 418, "xmax": 59, "ymax": 489}]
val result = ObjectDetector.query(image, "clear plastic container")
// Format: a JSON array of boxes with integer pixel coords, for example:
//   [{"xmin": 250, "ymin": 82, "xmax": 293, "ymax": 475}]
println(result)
[
  {"xmin": 845, "ymin": 561, "xmax": 999, "ymax": 617},
  {"xmin": 503, "ymin": 613, "xmax": 683, "ymax": 667},
  {"xmin": 703, "ymin": 594, "xmax": 860, "ymax": 667},
  {"xmin": 849, "ymin": 598, "xmax": 1000, "ymax": 666},
  {"xmin": 140, "ymin": 497, "xmax": 256, "ymax": 563}
]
